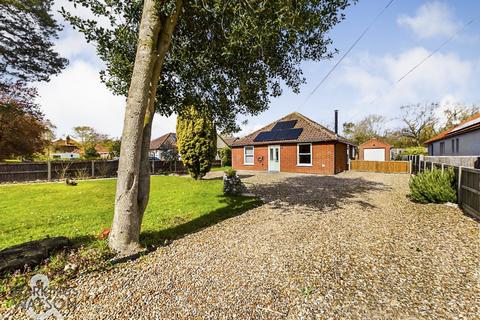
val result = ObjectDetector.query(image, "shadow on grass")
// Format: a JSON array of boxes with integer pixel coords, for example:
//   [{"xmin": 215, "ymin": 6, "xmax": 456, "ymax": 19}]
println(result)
[
  {"xmin": 140, "ymin": 195, "xmax": 261, "ymax": 248},
  {"xmin": 248, "ymin": 174, "xmax": 388, "ymax": 212}
]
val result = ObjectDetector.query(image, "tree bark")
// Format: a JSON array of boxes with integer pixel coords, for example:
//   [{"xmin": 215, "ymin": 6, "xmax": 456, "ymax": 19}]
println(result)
[{"xmin": 109, "ymin": 0, "xmax": 183, "ymax": 255}]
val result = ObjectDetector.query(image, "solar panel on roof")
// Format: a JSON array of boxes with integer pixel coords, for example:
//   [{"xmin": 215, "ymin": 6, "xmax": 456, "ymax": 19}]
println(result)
[
  {"xmin": 272, "ymin": 120, "xmax": 297, "ymax": 130},
  {"xmin": 253, "ymin": 128, "xmax": 303, "ymax": 142}
]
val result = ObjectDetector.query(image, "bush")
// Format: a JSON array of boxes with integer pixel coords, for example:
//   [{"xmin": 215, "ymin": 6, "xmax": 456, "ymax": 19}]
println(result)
[
  {"xmin": 176, "ymin": 106, "xmax": 217, "ymax": 179},
  {"xmin": 409, "ymin": 168, "xmax": 457, "ymax": 204},
  {"xmin": 224, "ymin": 167, "xmax": 236, "ymax": 178},
  {"xmin": 402, "ymin": 146, "xmax": 428, "ymax": 156},
  {"xmin": 220, "ymin": 147, "xmax": 232, "ymax": 166}
]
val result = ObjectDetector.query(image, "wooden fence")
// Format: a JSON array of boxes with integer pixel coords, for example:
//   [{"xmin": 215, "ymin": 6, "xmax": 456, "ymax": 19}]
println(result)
[
  {"xmin": 0, "ymin": 159, "xmax": 221, "ymax": 183},
  {"xmin": 407, "ymin": 155, "xmax": 480, "ymax": 218},
  {"xmin": 350, "ymin": 160, "xmax": 410, "ymax": 174}
]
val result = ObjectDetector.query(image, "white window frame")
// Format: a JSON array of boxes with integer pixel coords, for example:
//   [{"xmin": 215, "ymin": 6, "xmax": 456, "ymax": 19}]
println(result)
[
  {"xmin": 244, "ymin": 146, "xmax": 254, "ymax": 165},
  {"xmin": 297, "ymin": 143, "xmax": 312, "ymax": 166}
]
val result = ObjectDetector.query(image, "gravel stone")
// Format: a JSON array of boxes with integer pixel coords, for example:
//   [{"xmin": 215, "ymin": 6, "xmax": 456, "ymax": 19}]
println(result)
[{"xmin": 4, "ymin": 171, "xmax": 480, "ymax": 319}]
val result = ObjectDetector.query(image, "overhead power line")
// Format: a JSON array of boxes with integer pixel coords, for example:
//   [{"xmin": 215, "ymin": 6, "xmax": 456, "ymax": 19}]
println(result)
[
  {"xmin": 395, "ymin": 18, "xmax": 476, "ymax": 84},
  {"xmin": 366, "ymin": 17, "xmax": 477, "ymax": 106},
  {"xmin": 297, "ymin": 0, "xmax": 396, "ymax": 111}
]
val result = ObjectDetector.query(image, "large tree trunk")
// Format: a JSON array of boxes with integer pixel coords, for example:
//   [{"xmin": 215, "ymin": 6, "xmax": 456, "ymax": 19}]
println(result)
[{"xmin": 109, "ymin": 0, "xmax": 182, "ymax": 255}]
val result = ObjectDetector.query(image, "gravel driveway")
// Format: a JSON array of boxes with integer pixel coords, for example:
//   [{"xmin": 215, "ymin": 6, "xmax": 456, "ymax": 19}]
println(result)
[{"xmin": 6, "ymin": 171, "xmax": 480, "ymax": 319}]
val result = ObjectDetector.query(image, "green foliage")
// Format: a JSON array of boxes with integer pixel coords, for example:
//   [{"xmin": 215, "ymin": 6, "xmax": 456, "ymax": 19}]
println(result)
[
  {"xmin": 409, "ymin": 168, "xmax": 457, "ymax": 204},
  {"xmin": 177, "ymin": 107, "xmax": 217, "ymax": 179},
  {"xmin": 0, "ymin": 84, "xmax": 50, "ymax": 160},
  {"xmin": 62, "ymin": 0, "xmax": 353, "ymax": 132},
  {"xmin": 225, "ymin": 168, "xmax": 236, "ymax": 178},
  {"xmin": 220, "ymin": 147, "xmax": 232, "ymax": 166},
  {"xmin": 0, "ymin": 0, "xmax": 67, "ymax": 87},
  {"xmin": 402, "ymin": 146, "xmax": 428, "ymax": 156},
  {"xmin": 83, "ymin": 146, "xmax": 100, "ymax": 159},
  {"xmin": 342, "ymin": 114, "xmax": 385, "ymax": 145}
]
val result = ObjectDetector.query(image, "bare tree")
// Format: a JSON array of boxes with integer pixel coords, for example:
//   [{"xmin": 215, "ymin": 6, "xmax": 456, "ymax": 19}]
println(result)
[
  {"xmin": 342, "ymin": 114, "xmax": 386, "ymax": 145},
  {"xmin": 442, "ymin": 104, "xmax": 480, "ymax": 131},
  {"xmin": 399, "ymin": 103, "xmax": 438, "ymax": 146}
]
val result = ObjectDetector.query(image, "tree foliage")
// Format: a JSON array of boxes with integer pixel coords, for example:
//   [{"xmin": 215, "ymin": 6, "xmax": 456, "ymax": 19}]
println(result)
[
  {"xmin": 0, "ymin": 0, "xmax": 68, "ymax": 87},
  {"xmin": 83, "ymin": 145, "xmax": 100, "ymax": 159},
  {"xmin": 399, "ymin": 103, "xmax": 437, "ymax": 146},
  {"xmin": 62, "ymin": 0, "xmax": 353, "ymax": 132},
  {"xmin": 343, "ymin": 114, "xmax": 385, "ymax": 145},
  {"xmin": 0, "ymin": 84, "xmax": 49, "ymax": 160},
  {"xmin": 61, "ymin": 0, "xmax": 354, "ymax": 253},
  {"xmin": 441, "ymin": 104, "xmax": 479, "ymax": 132},
  {"xmin": 219, "ymin": 146, "xmax": 232, "ymax": 166},
  {"xmin": 176, "ymin": 107, "xmax": 217, "ymax": 179},
  {"xmin": 73, "ymin": 125, "xmax": 108, "ymax": 152}
]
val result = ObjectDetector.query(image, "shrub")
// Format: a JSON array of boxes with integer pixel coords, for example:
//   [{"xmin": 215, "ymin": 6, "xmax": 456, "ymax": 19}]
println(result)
[
  {"xmin": 402, "ymin": 146, "xmax": 428, "ymax": 156},
  {"xmin": 83, "ymin": 146, "xmax": 100, "ymax": 159},
  {"xmin": 224, "ymin": 167, "xmax": 236, "ymax": 178},
  {"xmin": 220, "ymin": 147, "xmax": 232, "ymax": 166},
  {"xmin": 176, "ymin": 106, "xmax": 217, "ymax": 179},
  {"xmin": 409, "ymin": 168, "xmax": 457, "ymax": 204}
]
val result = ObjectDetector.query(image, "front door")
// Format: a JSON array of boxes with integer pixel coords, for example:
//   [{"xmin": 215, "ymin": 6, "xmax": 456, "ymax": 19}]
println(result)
[{"xmin": 268, "ymin": 145, "xmax": 280, "ymax": 172}]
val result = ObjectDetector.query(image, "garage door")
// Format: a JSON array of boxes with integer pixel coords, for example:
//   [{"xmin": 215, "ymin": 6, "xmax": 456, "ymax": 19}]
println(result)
[{"xmin": 364, "ymin": 148, "xmax": 385, "ymax": 161}]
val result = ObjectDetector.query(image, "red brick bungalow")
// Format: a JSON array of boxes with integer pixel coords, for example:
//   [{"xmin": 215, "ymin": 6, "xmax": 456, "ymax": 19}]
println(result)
[{"xmin": 231, "ymin": 112, "xmax": 355, "ymax": 174}]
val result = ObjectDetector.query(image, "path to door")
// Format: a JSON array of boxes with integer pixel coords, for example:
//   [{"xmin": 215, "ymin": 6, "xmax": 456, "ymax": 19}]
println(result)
[{"xmin": 9, "ymin": 172, "xmax": 480, "ymax": 319}]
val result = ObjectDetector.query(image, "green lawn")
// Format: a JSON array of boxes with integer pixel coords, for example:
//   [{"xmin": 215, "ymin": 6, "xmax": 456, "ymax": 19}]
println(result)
[
  {"xmin": 211, "ymin": 166, "xmax": 231, "ymax": 172},
  {"xmin": 0, "ymin": 176, "xmax": 259, "ymax": 250}
]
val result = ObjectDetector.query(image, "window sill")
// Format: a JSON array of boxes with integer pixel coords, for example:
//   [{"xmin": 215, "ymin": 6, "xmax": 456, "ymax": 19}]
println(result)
[
  {"xmin": 243, "ymin": 163, "xmax": 254, "ymax": 166},
  {"xmin": 297, "ymin": 164, "xmax": 313, "ymax": 167}
]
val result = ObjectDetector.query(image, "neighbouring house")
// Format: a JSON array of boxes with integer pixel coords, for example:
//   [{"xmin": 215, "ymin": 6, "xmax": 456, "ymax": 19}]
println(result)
[
  {"xmin": 150, "ymin": 132, "xmax": 236, "ymax": 161},
  {"xmin": 425, "ymin": 113, "xmax": 480, "ymax": 157},
  {"xmin": 216, "ymin": 135, "xmax": 237, "ymax": 160},
  {"xmin": 51, "ymin": 136, "xmax": 81, "ymax": 159},
  {"xmin": 359, "ymin": 138, "xmax": 391, "ymax": 161},
  {"xmin": 231, "ymin": 112, "xmax": 355, "ymax": 174},
  {"xmin": 95, "ymin": 145, "xmax": 110, "ymax": 159},
  {"xmin": 149, "ymin": 133, "xmax": 178, "ymax": 160}
]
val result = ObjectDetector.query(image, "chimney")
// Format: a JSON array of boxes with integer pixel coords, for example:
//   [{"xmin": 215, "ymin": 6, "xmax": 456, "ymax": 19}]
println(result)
[{"xmin": 334, "ymin": 110, "xmax": 338, "ymax": 135}]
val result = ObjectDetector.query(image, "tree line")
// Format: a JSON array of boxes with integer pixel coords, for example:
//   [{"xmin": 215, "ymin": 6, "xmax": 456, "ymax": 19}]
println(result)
[{"xmin": 343, "ymin": 103, "xmax": 479, "ymax": 149}]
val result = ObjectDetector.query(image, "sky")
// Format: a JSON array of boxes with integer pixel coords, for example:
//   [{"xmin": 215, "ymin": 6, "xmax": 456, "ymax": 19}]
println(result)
[{"xmin": 36, "ymin": 0, "xmax": 480, "ymax": 140}]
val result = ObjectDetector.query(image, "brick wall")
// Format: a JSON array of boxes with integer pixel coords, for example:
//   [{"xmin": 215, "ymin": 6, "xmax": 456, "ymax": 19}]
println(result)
[
  {"xmin": 335, "ymin": 143, "xmax": 348, "ymax": 173},
  {"xmin": 232, "ymin": 145, "xmax": 268, "ymax": 171},
  {"xmin": 232, "ymin": 142, "xmax": 345, "ymax": 174},
  {"xmin": 359, "ymin": 139, "xmax": 391, "ymax": 161}
]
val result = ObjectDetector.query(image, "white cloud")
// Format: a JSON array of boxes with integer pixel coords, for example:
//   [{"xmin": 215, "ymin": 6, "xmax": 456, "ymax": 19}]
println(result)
[
  {"xmin": 338, "ymin": 47, "xmax": 477, "ymax": 127},
  {"xmin": 35, "ymin": 60, "xmax": 126, "ymax": 138},
  {"xmin": 397, "ymin": 2, "xmax": 460, "ymax": 39},
  {"xmin": 151, "ymin": 115, "xmax": 177, "ymax": 138}
]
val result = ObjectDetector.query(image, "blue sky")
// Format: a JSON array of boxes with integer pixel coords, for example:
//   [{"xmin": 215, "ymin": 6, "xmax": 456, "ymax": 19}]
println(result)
[{"xmin": 36, "ymin": 0, "xmax": 480, "ymax": 139}]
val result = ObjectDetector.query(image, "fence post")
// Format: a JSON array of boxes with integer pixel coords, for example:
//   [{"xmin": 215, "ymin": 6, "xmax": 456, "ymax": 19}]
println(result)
[
  {"xmin": 430, "ymin": 162, "xmax": 434, "ymax": 171},
  {"xmin": 409, "ymin": 160, "xmax": 412, "ymax": 175},
  {"xmin": 441, "ymin": 163, "xmax": 445, "ymax": 173},
  {"xmin": 457, "ymin": 166, "xmax": 462, "ymax": 205},
  {"xmin": 91, "ymin": 160, "xmax": 95, "ymax": 177},
  {"xmin": 424, "ymin": 160, "xmax": 427, "ymax": 172},
  {"xmin": 47, "ymin": 161, "xmax": 51, "ymax": 181}
]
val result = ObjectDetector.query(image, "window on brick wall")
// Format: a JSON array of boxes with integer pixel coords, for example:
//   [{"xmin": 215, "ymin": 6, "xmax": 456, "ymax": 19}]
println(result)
[
  {"xmin": 244, "ymin": 146, "xmax": 254, "ymax": 165},
  {"xmin": 297, "ymin": 143, "xmax": 312, "ymax": 166}
]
